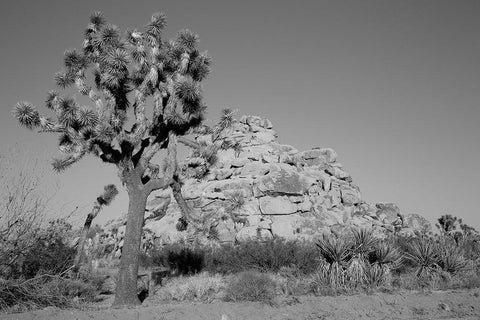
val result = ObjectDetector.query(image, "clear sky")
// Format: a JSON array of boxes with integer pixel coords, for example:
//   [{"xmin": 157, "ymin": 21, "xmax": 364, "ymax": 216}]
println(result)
[{"xmin": 1, "ymin": 0, "xmax": 479, "ymax": 229}]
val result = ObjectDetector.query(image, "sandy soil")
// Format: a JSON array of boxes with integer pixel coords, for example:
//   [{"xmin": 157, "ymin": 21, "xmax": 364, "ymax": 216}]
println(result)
[{"xmin": 2, "ymin": 289, "xmax": 479, "ymax": 320}]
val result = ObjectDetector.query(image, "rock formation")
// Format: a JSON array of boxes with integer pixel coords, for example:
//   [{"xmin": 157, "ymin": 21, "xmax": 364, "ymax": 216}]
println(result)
[{"xmin": 105, "ymin": 115, "xmax": 431, "ymax": 252}]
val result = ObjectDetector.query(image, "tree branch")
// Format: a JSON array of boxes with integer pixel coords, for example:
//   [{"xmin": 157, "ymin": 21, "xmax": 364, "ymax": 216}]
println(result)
[
  {"xmin": 144, "ymin": 132, "xmax": 177, "ymax": 193},
  {"xmin": 91, "ymin": 140, "xmax": 122, "ymax": 164},
  {"xmin": 144, "ymin": 177, "xmax": 168, "ymax": 193},
  {"xmin": 177, "ymin": 136, "xmax": 201, "ymax": 149}
]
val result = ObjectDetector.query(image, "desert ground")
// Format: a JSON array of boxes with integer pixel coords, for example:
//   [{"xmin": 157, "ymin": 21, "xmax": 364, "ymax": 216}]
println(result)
[{"xmin": 2, "ymin": 289, "xmax": 479, "ymax": 320}]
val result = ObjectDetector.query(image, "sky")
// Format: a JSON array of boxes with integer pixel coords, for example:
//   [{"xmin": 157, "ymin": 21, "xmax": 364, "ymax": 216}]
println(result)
[{"xmin": 0, "ymin": 0, "xmax": 479, "ymax": 229}]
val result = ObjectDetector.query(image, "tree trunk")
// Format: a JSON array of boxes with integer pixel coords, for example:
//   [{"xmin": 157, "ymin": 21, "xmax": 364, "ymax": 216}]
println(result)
[
  {"xmin": 113, "ymin": 188, "xmax": 148, "ymax": 307},
  {"xmin": 74, "ymin": 204, "xmax": 101, "ymax": 270}
]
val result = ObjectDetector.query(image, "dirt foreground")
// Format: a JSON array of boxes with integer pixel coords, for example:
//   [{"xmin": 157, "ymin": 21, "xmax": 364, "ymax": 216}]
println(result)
[{"xmin": 2, "ymin": 289, "xmax": 480, "ymax": 320}]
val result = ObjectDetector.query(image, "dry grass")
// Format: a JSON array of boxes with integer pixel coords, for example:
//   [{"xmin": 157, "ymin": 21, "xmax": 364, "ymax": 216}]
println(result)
[
  {"xmin": 152, "ymin": 272, "xmax": 225, "ymax": 302},
  {"xmin": 0, "ymin": 274, "xmax": 98, "ymax": 312},
  {"xmin": 224, "ymin": 270, "xmax": 277, "ymax": 303}
]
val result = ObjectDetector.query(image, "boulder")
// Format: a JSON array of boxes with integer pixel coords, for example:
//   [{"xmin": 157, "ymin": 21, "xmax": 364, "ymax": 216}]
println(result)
[
  {"xmin": 252, "ymin": 131, "xmax": 276, "ymax": 145},
  {"xmin": 270, "ymin": 214, "xmax": 302, "ymax": 240},
  {"xmin": 240, "ymin": 162, "xmax": 271, "ymax": 177},
  {"xmin": 318, "ymin": 209, "xmax": 345, "ymax": 226},
  {"xmin": 256, "ymin": 166, "xmax": 312, "ymax": 196},
  {"xmin": 270, "ymin": 143, "xmax": 298, "ymax": 155},
  {"xmin": 297, "ymin": 200, "xmax": 313, "ymax": 212},
  {"xmin": 146, "ymin": 194, "xmax": 171, "ymax": 219},
  {"xmin": 215, "ymin": 220, "xmax": 236, "ymax": 243},
  {"xmin": 236, "ymin": 226, "xmax": 273, "ymax": 242},
  {"xmin": 317, "ymin": 147, "xmax": 338, "ymax": 163},
  {"xmin": 240, "ymin": 115, "xmax": 273, "ymax": 129},
  {"xmin": 257, "ymin": 218, "xmax": 272, "ymax": 229},
  {"xmin": 340, "ymin": 185, "xmax": 362, "ymax": 205},
  {"xmin": 231, "ymin": 157, "xmax": 249, "ymax": 168},
  {"xmin": 203, "ymin": 178, "xmax": 254, "ymax": 197},
  {"xmin": 145, "ymin": 213, "xmax": 183, "ymax": 244},
  {"xmin": 235, "ymin": 226, "xmax": 258, "ymax": 241},
  {"xmin": 261, "ymin": 153, "xmax": 280, "ymax": 163},
  {"xmin": 259, "ymin": 196, "xmax": 298, "ymax": 215},
  {"xmin": 349, "ymin": 215, "xmax": 372, "ymax": 228},
  {"xmin": 239, "ymin": 145, "xmax": 275, "ymax": 161},
  {"xmin": 212, "ymin": 168, "xmax": 233, "ymax": 180},
  {"xmin": 328, "ymin": 185, "xmax": 342, "ymax": 207},
  {"xmin": 375, "ymin": 203, "xmax": 402, "ymax": 225},
  {"xmin": 326, "ymin": 165, "xmax": 350, "ymax": 180}
]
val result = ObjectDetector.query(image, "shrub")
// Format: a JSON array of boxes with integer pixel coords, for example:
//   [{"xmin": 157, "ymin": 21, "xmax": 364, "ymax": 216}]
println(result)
[
  {"xmin": 224, "ymin": 270, "xmax": 277, "ymax": 302},
  {"xmin": 273, "ymin": 266, "xmax": 310, "ymax": 296},
  {"xmin": 0, "ymin": 275, "xmax": 98, "ymax": 311},
  {"xmin": 363, "ymin": 263, "xmax": 386, "ymax": 287},
  {"xmin": 0, "ymin": 152, "xmax": 50, "ymax": 279},
  {"xmin": 457, "ymin": 234, "xmax": 480, "ymax": 260},
  {"xmin": 205, "ymin": 238, "xmax": 319, "ymax": 274},
  {"xmin": 150, "ymin": 244, "xmax": 205, "ymax": 275},
  {"xmin": 309, "ymin": 263, "xmax": 348, "ymax": 296},
  {"xmin": 21, "ymin": 220, "xmax": 76, "ymax": 279}
]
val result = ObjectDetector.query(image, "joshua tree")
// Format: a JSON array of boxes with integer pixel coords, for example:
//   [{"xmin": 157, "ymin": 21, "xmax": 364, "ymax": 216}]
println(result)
[
  {"xmin": 436, "ymin": 214, "xmax": 461, "ymax": 233},
  {"xmin": 13, "ymin": 12, "xmax": 211, "ymax": 306},
  {"xmin": 74, "ymin": 184, "xmax": 118, "ymax": 270}
]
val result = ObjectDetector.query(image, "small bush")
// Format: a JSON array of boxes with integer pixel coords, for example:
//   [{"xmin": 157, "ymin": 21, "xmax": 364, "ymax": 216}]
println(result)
[
  {"xmin": 457, "ymin": 234, "xmax": 480, "ymax": 260},
  {"xmin": 21, "ymin": 219, "xmax": 76, "ymax": 279},
  {"xmin": 0, "ymin": 276, "xmax": 98, "ymax": 311},
  {"xmin": 205, "ymin": 239, "xmax": 319, "ymax": 274},
  {"xmin": 224, "ymin": 270, "xmax": 277, "ymax": 302},
  {"xmin": 309, "ymin": 264, "xmax": 347, "ymax": 296},
  {"xmin": 150, "ymin": 244, "xmax": 205, "ymax": 275},
  {"xmin": 363, "ymin": 264, "xmax": 386, "ymax": 287},
  {"xmin": 273, "ymin": 266, "xmax": 310, "ymax": 296}
]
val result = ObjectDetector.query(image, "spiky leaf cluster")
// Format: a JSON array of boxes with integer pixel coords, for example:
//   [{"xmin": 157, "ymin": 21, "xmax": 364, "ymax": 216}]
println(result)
[
  {"xmin": 369, "ymin": 241, "xmax": 403, "ymax": 268},
  {"xmin": 14, "ymin": 12, "xmax": 211, "ymax": 174},
  {"xmin": 97, "ymin": 184, "xmax": 119, "ymax": 206},
  {"xmin": 316, "ymin": 235, "xmax": 352, "ymax": 265},
  {"xmin": 405, "ymin": 237, "xmax": 439, "ymax": 276}
]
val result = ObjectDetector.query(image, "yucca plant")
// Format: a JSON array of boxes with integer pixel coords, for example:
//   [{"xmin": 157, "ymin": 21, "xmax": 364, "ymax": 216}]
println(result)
[
  {"xmin": 371, "ymin": 241, "xmax": 403, "ymax": 269},
  {"xmin": 437, "ymin": 245, "xmax": 468, "ymax": 275},
  {"xmin": 405, "ymin": 237, "xmax": 439, "ymax": 276},
  {"xmin": 352, "ymin": 228, "xmax": 377, "ymax": 256},
  {"xmin": 366, "ymin": 241, "xmax": 403, "ymax": 286},
  {"xmin": 316, "ymin": 234, "xmax": 352, "ymax": 266},
  {"xmin": 316, "ymin": 234, "xmax": 352, "ymax": 288},
  {"xmin": 363, "ymin": 263, "xmax": 385, "ymax": 287},
  {"xmin": 13, "ymin": 11, "xmax": 213, "ymax": 306},
  {"xmin": 342, "ymin": 229, "xmax": 375, "ymax": 287},
  {"xmin": 346, "ymin": 256, "xmax": 367, "ymax": 287}
]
